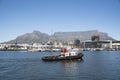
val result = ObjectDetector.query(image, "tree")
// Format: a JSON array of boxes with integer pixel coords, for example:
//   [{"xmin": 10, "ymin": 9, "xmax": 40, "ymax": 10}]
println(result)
[
  {"xmin": 91, "ymin": 35, "xmax": 100, "ymax": 41},
  {"xmin": 91, "ymin": 35, "xmax": 100, "ymax": 48}
]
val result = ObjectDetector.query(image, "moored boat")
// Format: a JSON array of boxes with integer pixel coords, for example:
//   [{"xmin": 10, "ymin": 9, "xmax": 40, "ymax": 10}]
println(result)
[{"xmin": 42, "ymin": 48, "xmax": 84, "ymax": 61}]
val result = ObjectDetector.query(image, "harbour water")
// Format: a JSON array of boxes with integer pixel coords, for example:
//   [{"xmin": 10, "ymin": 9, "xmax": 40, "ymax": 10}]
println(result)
[{"xmin": 0, "ymin": 51, "xmax": 120, "ymax": 80}]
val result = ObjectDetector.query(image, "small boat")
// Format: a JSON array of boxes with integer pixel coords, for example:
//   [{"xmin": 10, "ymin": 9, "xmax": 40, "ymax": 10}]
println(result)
[
  {"xmin": 42, "ymin": 48, "xmax": 84, "ymax": 61},
  {"xmin": 28, "ymin": 48, "xmax": 42, "ymax": 52}
]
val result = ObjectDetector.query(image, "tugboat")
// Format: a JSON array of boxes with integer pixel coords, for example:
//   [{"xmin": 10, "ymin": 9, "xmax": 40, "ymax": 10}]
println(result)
[{"xmin": 42, "ymin": 48, "xmax": 84, "ymax": 61}]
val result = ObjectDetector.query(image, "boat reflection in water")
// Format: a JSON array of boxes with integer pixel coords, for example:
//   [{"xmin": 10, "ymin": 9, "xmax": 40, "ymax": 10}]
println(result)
[{"xmin": 60, "ymin": 59, "xmax": 84, "ymax": 78}]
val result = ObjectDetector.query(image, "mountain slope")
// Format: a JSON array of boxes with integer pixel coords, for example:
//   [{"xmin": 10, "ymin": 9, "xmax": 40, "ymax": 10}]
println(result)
[
  {"xmin": 53, "ymin": 30, "xmax": 115, "ymax": 42},
  {"xmin": 4, "ymin": 30, "xmax": 50, "ymax": 44},
  {"xmin": 3, "ymin": 30, "xmax": 115, "ymax": 44}
]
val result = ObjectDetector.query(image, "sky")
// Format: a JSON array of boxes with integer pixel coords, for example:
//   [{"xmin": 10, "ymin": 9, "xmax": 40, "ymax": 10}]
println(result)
[{"xmin": 0, "ymin": 0, "xmax": 120, "ymax": 42}]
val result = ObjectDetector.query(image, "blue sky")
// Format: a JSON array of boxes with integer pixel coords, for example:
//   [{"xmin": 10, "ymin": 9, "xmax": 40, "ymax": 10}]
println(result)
[{"xmin": 0, "ymin": 0, "xmax": 120, "ymax": 42}]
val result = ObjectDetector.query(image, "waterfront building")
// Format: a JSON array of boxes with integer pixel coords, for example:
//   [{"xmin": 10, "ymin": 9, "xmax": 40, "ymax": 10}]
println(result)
[{"xmin": 81, "ymin": 40, "xmax": 120, "ymax": 50}]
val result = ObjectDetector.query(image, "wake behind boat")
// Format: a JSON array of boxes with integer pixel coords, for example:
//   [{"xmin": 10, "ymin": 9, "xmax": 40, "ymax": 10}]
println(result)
[{"xmin": 42, "ymin": 48, "xmax": 84, "ymax": 61}]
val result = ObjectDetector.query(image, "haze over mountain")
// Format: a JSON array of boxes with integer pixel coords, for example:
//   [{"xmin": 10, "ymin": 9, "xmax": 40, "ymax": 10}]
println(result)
[{"xmin": 3, "ymin": 30, "xmax": 115, "ymax": 44}]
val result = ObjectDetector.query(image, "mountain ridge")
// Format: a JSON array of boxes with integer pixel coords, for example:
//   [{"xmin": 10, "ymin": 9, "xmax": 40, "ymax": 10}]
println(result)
[{"xmin": 3, "ymin": 30, "xmax": 115, "ymax": 44}]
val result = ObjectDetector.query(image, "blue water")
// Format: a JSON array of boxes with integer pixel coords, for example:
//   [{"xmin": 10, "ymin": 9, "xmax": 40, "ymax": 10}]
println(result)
[{"xmin": 0, "ymin": 51, "xmax": 120, "ymax": 80}]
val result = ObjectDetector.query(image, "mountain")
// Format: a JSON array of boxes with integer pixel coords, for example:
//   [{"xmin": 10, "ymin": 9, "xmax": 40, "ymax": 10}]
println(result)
[
  {"xmin": 3, "ymin": 30, "xmax": 115, "ymax": 44},
  {"xmin": 52, "ymin": 30, "xmax": 115, "ymax": 42},
  {"xmin": 4, "ymin": 30, "xmax": 50, "ymax": 44}
]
